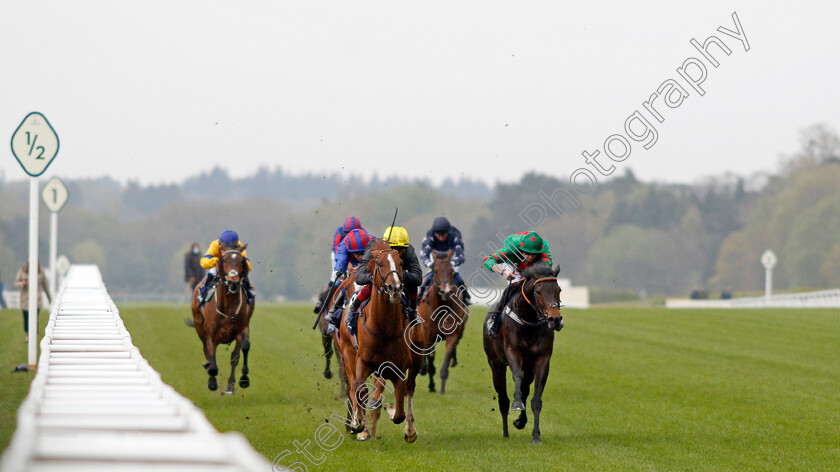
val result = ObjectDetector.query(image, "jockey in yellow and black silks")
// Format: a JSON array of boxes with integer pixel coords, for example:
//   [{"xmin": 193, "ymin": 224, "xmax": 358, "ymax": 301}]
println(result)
[{"xmin": 198, "ymin": 230, "xmax": 254, "ymax": 305}]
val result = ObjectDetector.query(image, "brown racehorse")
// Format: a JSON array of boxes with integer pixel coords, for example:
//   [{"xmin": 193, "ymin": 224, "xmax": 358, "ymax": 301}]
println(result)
[
  {"xmin": 191, "ymin": 245, "xmax": 255, "ymax": 394},
  {"xmin": 335, "ymin": 239, "xmax": 420, "ymax": 442},
  {"xmin": 413, "ymin": 250, "xmax": 468, "ymax": 394},
  {"xmin": 483, "ymin": 264, "xmax": 563, "ymax": 443}
]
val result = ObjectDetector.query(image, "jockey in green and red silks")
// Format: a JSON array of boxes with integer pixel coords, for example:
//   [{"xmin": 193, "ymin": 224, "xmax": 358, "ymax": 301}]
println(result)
[{"xmin": 483, "ymin": 231, "xmax": 553, "ymax": 337}]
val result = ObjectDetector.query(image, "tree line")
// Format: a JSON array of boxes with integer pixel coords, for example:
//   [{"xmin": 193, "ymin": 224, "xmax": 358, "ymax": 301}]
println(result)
[{"xmin": 1, "ymin": 124, "xmax": 837, "ymax": 300}]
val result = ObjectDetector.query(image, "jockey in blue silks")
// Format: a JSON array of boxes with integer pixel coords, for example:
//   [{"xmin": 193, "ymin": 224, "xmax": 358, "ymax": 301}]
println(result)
[
  {"xmin": 418, "ymin": 217, "xmax": 471, "ymax": 305},
  {"xmin": 313, "ymin": 216, "xmax": 364, "ymax": 314},
  {"xmin": 325, "ymin": 228, "xmax": 375, "ymax": 334}
]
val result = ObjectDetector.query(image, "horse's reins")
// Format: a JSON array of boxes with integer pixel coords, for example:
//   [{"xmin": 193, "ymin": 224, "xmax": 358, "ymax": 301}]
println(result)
[
  {"xmin": 215, "ymin": 248, "xmax": 247, "ymax": 321},
  {"xmin": 515, "ymin": 276, "xmax": 562, "ymax": 324},
  {"xmin": 372, "ymin": 249, "xmax": 401, "ymax": 294},
  {"xmin": 358, "ymin": 248, "xmax": 404, "ymax": 343}
]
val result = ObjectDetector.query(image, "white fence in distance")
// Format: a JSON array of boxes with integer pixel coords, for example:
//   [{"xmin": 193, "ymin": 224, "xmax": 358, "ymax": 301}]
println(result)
[
  {"xmin": 1, "ymin": 264, "xmax": 276, "ymax": 472},
  {"xmin": 666, "ymin": 288, "xmax": 840, "ymax": 308}
]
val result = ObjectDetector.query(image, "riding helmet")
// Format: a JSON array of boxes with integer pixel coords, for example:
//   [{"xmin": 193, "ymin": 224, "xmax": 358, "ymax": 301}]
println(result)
[
  {"xmin": 345, "ymin": 228, "xmax": 373, "ymax": 253},
  {"xmin": 343, "ymin": 216, "xmax": 362, "ymax": 231},
  {"xmin": 515, "ymin": 231, "xmax": 545, "ymax": 254},
  {"xmin": 219, "ymin": 230, "xmax": 239, "ymax": 247},
  {"xmin": 432, "ymin": 217, "xmax": 451, "ymax": 233},
  {"xmin": 383, "ymin": 226, "xmax": 410, "ymax": 248}
]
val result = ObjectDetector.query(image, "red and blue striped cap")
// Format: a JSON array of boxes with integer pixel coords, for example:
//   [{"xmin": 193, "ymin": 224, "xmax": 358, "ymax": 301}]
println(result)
[
  {"xmin": 343, "ymin": 216, "xmax": 362, "ymax": 231},
  {"xmin": 344, "ymin": 228, "xmax": 373, "ymax": 253}
]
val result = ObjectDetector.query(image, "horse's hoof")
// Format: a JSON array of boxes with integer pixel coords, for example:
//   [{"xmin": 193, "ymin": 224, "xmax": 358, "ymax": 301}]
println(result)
[
  {"xmin": 404, "ymin": 431, "xmax": 418, "ymax": 443},
  {"xmin": 239, "ymin": 376, "xmax": 250, "ymax": 388},
  {"xmin": 451, "ymin": 358, "xmax": 458, "ymax": 367},
  {"xmin": 511, "ymin": 400, "xmax": 525, "ymax": 411},
  {"xmin": 208, "ymin": 377, "xmax": 218, "ymax": 391},
  {"xmin": 532, "ymin": 437, "xmax": 542, "ymax": 444},
  {"xmin": 385, "ymin": 404, "xmax": 397, "ymax": 420},
  {"xmin": 357, "ymin": 431, "xmax": 370, "ymax": 441},
  {"xmin": 324, "ymin": 370, "xmax": 333, "ymax": 379},
  {"xmin": 223, "ymin": 385, "xmax": 235, "ymax": 395},
  {"xmin": 428, "ymin": 385, "xmax": 436, "ymax": 393},
  {"xmin": 513, "ymin": 416, "xmax": 527, "ymax": 430}
]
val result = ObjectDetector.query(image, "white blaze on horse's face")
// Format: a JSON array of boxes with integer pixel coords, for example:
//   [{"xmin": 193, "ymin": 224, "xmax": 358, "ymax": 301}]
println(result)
[{"xmin": 387, "ymin": 253, "xmax": 401, "ymax": 291}]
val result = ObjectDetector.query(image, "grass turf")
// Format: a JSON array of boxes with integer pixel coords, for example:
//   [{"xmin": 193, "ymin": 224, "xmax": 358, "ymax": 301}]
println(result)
[{"xmin": 2, "ymin": 303, "xmax": 839, "ymax": 471}]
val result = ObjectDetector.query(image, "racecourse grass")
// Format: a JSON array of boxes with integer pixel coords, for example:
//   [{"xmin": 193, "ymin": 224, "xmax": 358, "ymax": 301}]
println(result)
[{"xmin": 2, "ymin": 304, "xmax": 839, "ymax": 471}]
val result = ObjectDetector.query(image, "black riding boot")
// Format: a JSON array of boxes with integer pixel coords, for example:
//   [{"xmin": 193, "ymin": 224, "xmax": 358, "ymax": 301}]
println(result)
[
  {"xmin": 345, "ymin": 293, "xmax": 362, "ymax": 336},
  {"xmin": 243, "ymin": 277, "xmax": 256, "ymax": 304},
  {"xmin": 325, "ymin": 288, "xmax": 346, "ymax": 334},
  {"xmin": 486, "ymin": 284, "xmax": 516, "ymax": 337},
  {"xmin": 402, "ymin": 293, "xmax": 419, "ymax": 323},
  {"xmin": 418, "ymin": 275, "xmax": 432, "ymax": 302},
  {"xmin": 458, "ymin": 281, "xmax": 472, "ymax": 306},
  {"xmin": 198, "ymin": 273, "xmax": 218, "ymax": 307}
]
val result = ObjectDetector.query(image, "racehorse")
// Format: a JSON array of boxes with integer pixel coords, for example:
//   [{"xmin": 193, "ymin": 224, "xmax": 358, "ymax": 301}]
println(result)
[
  {"xmin": 483, "ymin": 264, "xmax": 563, "ymax": 443},
  {"xmin": 191, "ymin": 245, "xmax": 255, "ymax": 394},
  {"xmin": 414, "ymin": 250, "xmax": 468, "ymax": 394},
  {"xmin": 335, "ymin": 239, "xmax": 420, "ymax": 442}
]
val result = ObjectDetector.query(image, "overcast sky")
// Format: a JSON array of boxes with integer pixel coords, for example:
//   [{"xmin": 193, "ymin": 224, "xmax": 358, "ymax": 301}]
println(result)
[{"xmin": 1, "ymin": 1, "xmax": 838, "ymax": 187}]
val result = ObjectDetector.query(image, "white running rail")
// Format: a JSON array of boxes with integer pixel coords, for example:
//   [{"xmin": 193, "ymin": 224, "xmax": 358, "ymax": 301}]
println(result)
[
  {"xmin": 666, "ymin": 288, "xmax": 840, "ymax": 308},
  {"xmin": 1, "ymin": 265, "xmax": 276, "ymax": 472}
]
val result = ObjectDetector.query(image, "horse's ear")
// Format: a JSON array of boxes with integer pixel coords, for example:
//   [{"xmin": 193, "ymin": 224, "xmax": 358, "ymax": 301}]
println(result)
[
  {"xmin": 240, "ymin": 243, "xmax": 248, "ymax": 251},
  {"xmin": 553, "ymin": 265, "xmax": 561, "ymax": 277}
]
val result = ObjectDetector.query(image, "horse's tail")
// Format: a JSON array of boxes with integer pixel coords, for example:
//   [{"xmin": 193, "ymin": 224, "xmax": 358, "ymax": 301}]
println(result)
[{"xmin": 183, "ymin": 317, "xmax": 195, "ymax": 328}]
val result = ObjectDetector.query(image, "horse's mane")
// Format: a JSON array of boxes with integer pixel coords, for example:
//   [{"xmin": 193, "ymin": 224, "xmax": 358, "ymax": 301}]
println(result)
[{"xmin": 521, "ymin": 264, "xmax": 554, "ymax": 281}]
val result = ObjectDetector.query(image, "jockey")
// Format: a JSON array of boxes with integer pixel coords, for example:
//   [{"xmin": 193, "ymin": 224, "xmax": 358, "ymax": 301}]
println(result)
[
  {"xmin": 418, "ymin": 216, "xmax": 470, "ymax": 305},
  {"xmin": 324, "ymin": 228, "xmax": 375, "ymax": 335},
  {"xmin": 484, "ymin": 231, "xmax": 552, "ymax": 337},
  {"xmin": 343, "ymin": 227, "xmax": 423, "ymax": 335},
  {"xmin": 314, "ymin": 216, "xmax": 364, "ymax": 314},
  {"xmin": 198, "ymin": 230, "xmax": 254, "ymax": 306}
]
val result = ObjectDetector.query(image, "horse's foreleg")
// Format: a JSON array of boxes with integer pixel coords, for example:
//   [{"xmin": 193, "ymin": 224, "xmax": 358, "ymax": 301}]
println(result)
[
  {"xmin": 359, "ymin": 377, "xmax": 386, "ymax": 441},
  {"xmin": 225, "ymin": 336, "xmax": 243, "ymax": 395},
  {"xmin": 490, "ymin": 362, "xmax": 510, "ymax": 438},
  {"xmin": 513, "ymin": 367, "xmax": 534, "ymax": 430},
  {"xmin": 385, "ymin": 377, "xmax": 406, "ymax": 425},
  {"xmin": 404, "ymin": 359, "xmax": 418, "ymax": 443},
  {"xmin": 350, "ymin": 360, "xmax": 373, "ymax": 434},
  {"xmin": 239, "ymin": 330, "xmax": 251, "ymax": 388},
  {"xmin": 439, "ymin": 333, "xmax": 460, "ymax": 394},
  {"xmin": 427, "ymin": 352, "xmax": 436, "ymax": 393},
  {"xmin": 530, "ymin": 356, "xmax": 551, "ymax": 444},
  {"xmin": 322, "ymin": 333, "xmax": 334, "ymax": 379},
  {"xmin": 506, "ymin": 349, "xmax": 527, "ymax": 412},
  {"xmin": 205, "ymin": 338, "xmax": 218, "ymax": 391}
]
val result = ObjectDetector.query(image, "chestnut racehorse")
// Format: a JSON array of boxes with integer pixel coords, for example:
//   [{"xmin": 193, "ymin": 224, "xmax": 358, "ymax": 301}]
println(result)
[
  {"xmin": 335, "ymin": 239, "xmax": 420, "ymax": 442},
  {"xmin": 191, "ymin": 245, "xmax": 255, "ymax": 394},
  {"xmin": 483, "ymin": 264, "xmax": 563, "ymax": 443},
  {"xmin": 413, "ymin": 250, "xmax": 468, "ymax": 394}
]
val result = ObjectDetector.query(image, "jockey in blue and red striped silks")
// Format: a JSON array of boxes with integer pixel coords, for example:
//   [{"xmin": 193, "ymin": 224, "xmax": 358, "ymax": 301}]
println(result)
[
  {"xmin": 325, "ymin": 228, "xmax": 375, "ymax": 334},
  {"xmin": 313, "ymin": 217, "xmax": 365, "ymax": 315}
]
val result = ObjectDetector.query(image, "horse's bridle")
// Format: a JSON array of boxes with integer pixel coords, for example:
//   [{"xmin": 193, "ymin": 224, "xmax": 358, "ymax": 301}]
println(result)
[
  {"xmin": 520, "ymin": 276, "xmax": 562, "ymax": 323},
  {"xmin": 221, "ymin": 249, "xmax": 245, "ymax": 293},
  {"xmin": 431, "ymin": 259, "xmax": 455, "ymax": 300},
  {"xmin": 372, "ymin": 249, "xmax": 401, "ymax": 294}
]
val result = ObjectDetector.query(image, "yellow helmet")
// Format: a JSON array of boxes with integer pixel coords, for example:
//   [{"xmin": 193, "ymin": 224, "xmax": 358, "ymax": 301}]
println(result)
[{"xmin": 383, "ymin": 226, "xmax": 409, "ymax": 248}]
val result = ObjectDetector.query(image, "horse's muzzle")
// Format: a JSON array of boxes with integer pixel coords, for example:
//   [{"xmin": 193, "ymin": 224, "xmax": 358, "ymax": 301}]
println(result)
[{"xmin": 547, "ymin": 316, "xmax": 564, "ymax": 332}]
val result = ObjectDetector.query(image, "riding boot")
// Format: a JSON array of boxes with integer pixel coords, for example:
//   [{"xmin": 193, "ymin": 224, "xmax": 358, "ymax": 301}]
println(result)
[
  {"xmin": 243, "ymin": 277, "xmax": 256, "ymax": 304},
  {"xmin": 418, "ymin": 275, "xmax": 431, "ymax": 302},
  {"xmin": 325, "ymin": 288, "xmax": 346, "ymax": 335},
  {"xmin": 314, "ymin": 280, "xmax": 334, "ymax": 314},
  {"xmin": 401, "ymin": 292, "xmax": 419, "ymax": 323},
  {"xmin": 198, "ymin": 273, "xmax": 218, "ymax": 307},
  {"xmin": 345, "ymin": 292, "xmax": 362, "ymax": 336},
  {"xmin": 458, "ymin": 281, "xmax": 472, "ymax": 306},
  {"xmin": 486, "ymin": 284, "xmax": 516, "ymax": 337}
]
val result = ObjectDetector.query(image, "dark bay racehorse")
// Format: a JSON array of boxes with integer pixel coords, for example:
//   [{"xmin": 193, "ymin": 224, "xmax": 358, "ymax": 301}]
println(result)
[
  {"xmin": 483, "ymin": 264, "xmax": 563, "ymax": 443},
  {"xmin": 191, "ymin": 245, "xmax": 255, "ymax": 394},
  {"xmin": 336, "ymin": 239, "xmax": 420, "ymax": 442},
  {"xmin": 414, "ymin": 250, "xmax": 468, "ymax": 394}
]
